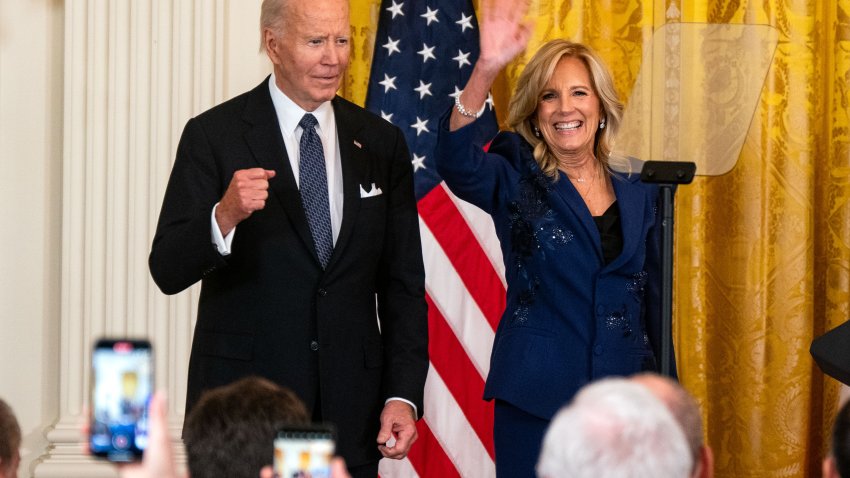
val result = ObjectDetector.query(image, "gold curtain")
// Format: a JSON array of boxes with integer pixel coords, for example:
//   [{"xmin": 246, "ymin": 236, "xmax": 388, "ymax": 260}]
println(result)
[{"xmin": 344, "ymin": 0, "xmax": 850, "ymax": 476}]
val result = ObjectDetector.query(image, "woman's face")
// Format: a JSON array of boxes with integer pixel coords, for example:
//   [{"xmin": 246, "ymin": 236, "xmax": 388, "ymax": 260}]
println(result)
[{"xmin": 534, "ymin": 56, "xmax": 602, "ymax": 164}]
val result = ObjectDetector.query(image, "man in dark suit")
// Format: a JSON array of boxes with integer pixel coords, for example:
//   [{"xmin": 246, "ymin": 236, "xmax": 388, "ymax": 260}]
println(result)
[{"xmin": 148, "ymin": 0, "xmax": 428, "ymax": 475}]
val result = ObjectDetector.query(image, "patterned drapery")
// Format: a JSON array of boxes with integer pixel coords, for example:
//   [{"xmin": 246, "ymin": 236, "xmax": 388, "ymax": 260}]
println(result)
[{"xmin": 345, "ymin": 1, "xmax": 850, "ymax": 476}]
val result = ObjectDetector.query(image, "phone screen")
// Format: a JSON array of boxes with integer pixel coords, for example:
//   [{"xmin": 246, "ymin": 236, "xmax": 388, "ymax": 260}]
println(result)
[
  {"xmin": 89, "ymin": 339, "xmax": 153, "ymax": 462},
  {"xmin": 274, "ymin": 425, "xmax": 336, "ymax": 478}
]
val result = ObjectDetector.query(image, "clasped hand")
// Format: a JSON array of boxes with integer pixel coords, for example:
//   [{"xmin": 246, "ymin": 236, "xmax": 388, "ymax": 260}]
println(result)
[
  {"xmin": 377, "ymin": 400, "xmax": 418, "ymax": 459},
  {"xmin": 215, "ymin": 168, "xmax": 277, "ymax": 236}
]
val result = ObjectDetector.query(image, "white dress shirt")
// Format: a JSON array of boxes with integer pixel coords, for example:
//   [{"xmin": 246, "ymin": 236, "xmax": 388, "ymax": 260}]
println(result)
[{"xmin": 211, "ymin": 73, "xmax": 344, "ymax": 254}]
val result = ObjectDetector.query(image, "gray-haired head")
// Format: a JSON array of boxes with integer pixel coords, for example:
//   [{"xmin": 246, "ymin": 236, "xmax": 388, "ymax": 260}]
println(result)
[
  {"xmin": 259, "ymin": 0, "xmax": 287, "ymax": 53},
  {"xmin": 631, "ymin": 373, "xmax": 704, "ymax": 460},
  {"xmin": 537, "ymin": 377, "xmax": 693, "ymax": 478}
]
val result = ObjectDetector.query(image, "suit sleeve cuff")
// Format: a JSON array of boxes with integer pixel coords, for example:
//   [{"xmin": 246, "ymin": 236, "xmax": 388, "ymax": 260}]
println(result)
[
  {"xmin": 385, "ymin": 397, "xmax": 418, "ymax": 420},
  {"xmin": 211, "ymin": 203, "xmax": 235, "ymax": 256}
]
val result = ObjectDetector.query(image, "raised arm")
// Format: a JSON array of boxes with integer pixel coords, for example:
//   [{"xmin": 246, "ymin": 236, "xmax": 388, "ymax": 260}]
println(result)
[{"xmin": 449, "ymin": 0, "xmax": 534, "ymax": 131}]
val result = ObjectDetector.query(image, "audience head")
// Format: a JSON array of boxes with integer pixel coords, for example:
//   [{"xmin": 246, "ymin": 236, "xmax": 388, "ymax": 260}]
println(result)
[
  {"xmin": 631, "ymin": 373, "xmax": 714, "ymax": 478},
  {"xmin": 825, "ymin": 399, "xmax": 850, "ymax": 478},
  {"xmin": 536, "ymin": 377, "xmax": 693, "ymax": 478},
  {"xmin": 507, "ymin": 39, "xmax": 625, "ymax": 179},
  {"xmin": 183, "ymin": 376, "xmax": 310, "ymax": 478},
  {"xmin": 0, "ymin": 398, "xmax": 21, "ymax": 478}
]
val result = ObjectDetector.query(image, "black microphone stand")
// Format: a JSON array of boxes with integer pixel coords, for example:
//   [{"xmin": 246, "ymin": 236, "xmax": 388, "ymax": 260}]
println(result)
[{"xmin": 640, "ymin": 161, "xmax": 696, "ymax": 377}]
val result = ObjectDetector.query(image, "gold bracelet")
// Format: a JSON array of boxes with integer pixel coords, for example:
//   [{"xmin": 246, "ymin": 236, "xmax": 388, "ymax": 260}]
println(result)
[{"xmin": 455, "ymin": 92, "xmax": 487, "ymax": 119}]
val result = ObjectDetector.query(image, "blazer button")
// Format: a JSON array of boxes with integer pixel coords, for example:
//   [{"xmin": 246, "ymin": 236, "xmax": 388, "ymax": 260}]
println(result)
[
  {"xmin": 593, "ymin": 344, "xmax": 604, "ymax": 356},
  {"xmin": 317, "ymin": 288, "xmax": 327, "ymax": 297},
  {"xmin": 310, "ymin": 340, "xmax": 319, "ymax": 351},
  {"xmin": 596, "ymin": 305, "xmax": 605, "ymax": 315}
]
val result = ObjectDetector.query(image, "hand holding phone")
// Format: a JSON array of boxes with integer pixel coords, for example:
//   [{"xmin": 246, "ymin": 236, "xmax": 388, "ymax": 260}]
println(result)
[
  {"xmin": 274, "ymin": 424, "xmax": 336, "ymax": 478},
  {"xmin": 114, "ymin": 391, "xmax": 183, "ymax": 478},
  {"xmin": 89, "ymin": 339, "xmax": 154, "ymax": 462}
]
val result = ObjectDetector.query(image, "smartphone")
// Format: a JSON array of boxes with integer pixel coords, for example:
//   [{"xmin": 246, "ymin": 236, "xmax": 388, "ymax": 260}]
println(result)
[
  {"xmin": 274, "ymin": 424, "xmax": 336, "ymax": 478},
  {"xmin": 89, "ymin": 338, "xmax": 153, "ymax": 462}
]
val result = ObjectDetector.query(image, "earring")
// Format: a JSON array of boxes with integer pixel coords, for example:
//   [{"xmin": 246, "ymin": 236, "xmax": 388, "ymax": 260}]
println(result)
[
  {"xmin": 599, "ymin": 119, "xmax": 606, "ymax": 130},
  {"xmin": 533, "ymin": 125, "xmax": 542, "ymax": 138}
]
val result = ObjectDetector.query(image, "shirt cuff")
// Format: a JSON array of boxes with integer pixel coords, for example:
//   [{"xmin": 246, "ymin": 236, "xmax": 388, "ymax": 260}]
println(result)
[
  {"xmin": 211, "ymin": 203, "xmax": 235, "ymax": 256},
  {"xmin": 385, "ymin": 397, "xmax": 418, "ymax": 420}
]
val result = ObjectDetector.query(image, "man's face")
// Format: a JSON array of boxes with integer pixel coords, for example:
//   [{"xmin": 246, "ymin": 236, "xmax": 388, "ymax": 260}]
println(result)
[{"xmin": 265, "ymin": 0, "xmax": 350, "ymax": 111}]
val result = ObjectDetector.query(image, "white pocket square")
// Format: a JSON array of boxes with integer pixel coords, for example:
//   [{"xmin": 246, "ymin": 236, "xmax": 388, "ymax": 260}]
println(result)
[{"xmin": 359, "ymin": 183, "xmax": 383, "ymax": 198}]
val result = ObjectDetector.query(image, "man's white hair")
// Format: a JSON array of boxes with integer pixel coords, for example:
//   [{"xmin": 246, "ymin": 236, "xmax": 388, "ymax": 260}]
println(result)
[
  {"xmin": 259, "ymin": 0, "xmax": 287, "ymax": 53},
  {"xmin": 537, "ymin": 378, "xmax": 693, "ymax": 478}
]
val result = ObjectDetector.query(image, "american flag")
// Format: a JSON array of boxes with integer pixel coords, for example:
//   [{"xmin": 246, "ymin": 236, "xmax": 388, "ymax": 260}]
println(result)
[{"xmin": 366, "ymin": 1, "xmax": 504, "ymax": 477}]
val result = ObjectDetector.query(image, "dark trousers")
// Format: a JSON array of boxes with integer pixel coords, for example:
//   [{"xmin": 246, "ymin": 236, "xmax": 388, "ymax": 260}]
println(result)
[
  {"xmin": 313, "ymin": 389, "xmax": 378, "ymax": 478},
  {"xmin": 348, "ymin": 461, "xmax": 379, "ymax": 478},
  {"xmin": 493, "ymin": 399, "xmax": 550, "ymax": 478}
]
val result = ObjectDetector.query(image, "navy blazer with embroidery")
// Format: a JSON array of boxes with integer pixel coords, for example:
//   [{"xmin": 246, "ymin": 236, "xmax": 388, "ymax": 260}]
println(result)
[{"xmin": 436, "ymin": 115, "xmax": 673, "ymax": 420}]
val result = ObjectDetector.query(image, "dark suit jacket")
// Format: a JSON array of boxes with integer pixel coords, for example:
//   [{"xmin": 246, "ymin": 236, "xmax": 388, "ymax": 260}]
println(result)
[
  {"xmin": 149, "ymin": 77, "xmax": 428, "ymax": 466},
  {"xmin": 436, "ymin": 115, "xmax": 673, "ymax": 421}
]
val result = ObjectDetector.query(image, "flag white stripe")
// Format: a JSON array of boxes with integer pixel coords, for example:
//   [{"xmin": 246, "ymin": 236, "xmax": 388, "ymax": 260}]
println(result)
[
  {"xmin": 379, "ymin": 454, "xmax": 419, "ymax": 478},
  {"xmin": 442, "ymin": 184, "xmax": 507, "ymax": 287},
  {"xmin": 419, "ymin": 217, "xmax": 495, "ymax": 380},
  {"xmin": 424, "ymin": 366, "xmax": 497, "ymax": 477}
]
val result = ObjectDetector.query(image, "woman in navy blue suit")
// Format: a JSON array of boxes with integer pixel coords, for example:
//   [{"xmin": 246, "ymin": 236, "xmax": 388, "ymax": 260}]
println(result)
[{"xmin": 435, "ymin": 1, "xmax": 671, "ymax": 476}]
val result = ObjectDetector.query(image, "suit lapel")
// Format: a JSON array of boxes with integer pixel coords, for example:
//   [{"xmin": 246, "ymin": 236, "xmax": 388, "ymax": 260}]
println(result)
[
  {"xmin": 606, "ymin": 173, "xmax": 646, "ymax": 271},
  {"xmin": 549, "ymin": 169, "xmax": 647, "ymax": 269},
  {"xmin": 327, "ymin": 97, "xmax": 366, "ymax": 271},
  {"xmin": 242, "ymin": 78, "xmax": 319, "ymax": 265},
  {"xmin": 550, "ymin": 172, "xmax": 605, "ymax": 263}
]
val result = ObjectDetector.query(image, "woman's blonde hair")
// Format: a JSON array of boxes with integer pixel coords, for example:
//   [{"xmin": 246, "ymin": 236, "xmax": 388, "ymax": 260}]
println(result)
[{"xmin": 507, "ymin": 40, "xmax": 624, "ymax": 180}]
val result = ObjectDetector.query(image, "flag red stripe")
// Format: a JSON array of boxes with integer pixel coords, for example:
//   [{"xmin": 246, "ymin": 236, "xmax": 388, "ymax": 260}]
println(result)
[
  {"xmin": 418, "ymin": 187, "xmax": 505, "ymax": 331},
  {"xmin": 426, "ymin": 294, "xmax": 496, "ymax": 458},
  {"xmin": 406, "ymin": 419, "xmax": 462, "ymax": 478}
]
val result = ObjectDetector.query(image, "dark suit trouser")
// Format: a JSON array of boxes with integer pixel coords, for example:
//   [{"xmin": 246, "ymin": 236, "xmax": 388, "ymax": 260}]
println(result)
[
  {"xmin": 313, "ymin": 387, "xmax": 378, "ymax": 477},
  {"xmin": 494, "ymin": 399, "xmax": 549, "ymax": 478},
  {"xmin": 348, "ymin": 462, "xmax": 379, "ymax": 478}
]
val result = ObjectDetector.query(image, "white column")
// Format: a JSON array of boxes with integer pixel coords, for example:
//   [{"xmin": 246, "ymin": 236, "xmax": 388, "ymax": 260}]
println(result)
[{"xmin": 35, "ymin": 1, "xmax": 267, "ymax": 476}]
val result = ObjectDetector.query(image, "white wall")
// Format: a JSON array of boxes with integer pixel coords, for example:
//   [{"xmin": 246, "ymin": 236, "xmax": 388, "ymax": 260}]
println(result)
[
  {"xmin": 1, "ymin": 1, "xmax": 848, "ymax": 477},
  {"xmin": 0, "ymin": 0, "xmax": 268, "ymax": 476},
  {"xmin": 0, "ymin": 0, "xmax": 63, "ymax": 475}
]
